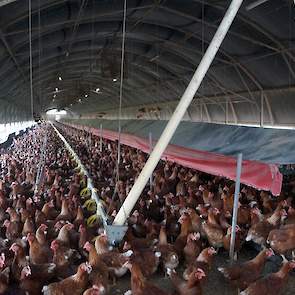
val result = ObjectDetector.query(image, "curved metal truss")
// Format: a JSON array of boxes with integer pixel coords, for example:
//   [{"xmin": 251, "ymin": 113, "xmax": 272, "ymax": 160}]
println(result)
[{"xmin": 0, "ymin": 0, "xmax": 294, "ymax": 125}]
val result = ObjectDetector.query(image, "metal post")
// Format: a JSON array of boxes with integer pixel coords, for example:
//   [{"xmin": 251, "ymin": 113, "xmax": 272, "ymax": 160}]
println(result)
[
  {"xmin": 149, "ymin": 132, "xmax": 153, "ymax": 190},
  {"xmin": 113, "ymin": 0, "xmax": 244, "ymax": 226},
  {"xmin": 260, "ymin": 92, "xmax": 264, "ymax": 127},
  {"xmin": 200, "ymin": 100, "xmax": 203, "ymax": 122},
  {"xmin": 226, "ymin": 99, "xmax": 229, "ymax": 124},
  {"xmin": 35, "ymin": 130, "xmax": 47, "ymax": 194},
  {"xmin": 229, "ymin": 153, "xmax": 243, "ymax": 263},
  {"xmin": 100, "ymin": 124, "xmax": 103, "ymax": 152}
]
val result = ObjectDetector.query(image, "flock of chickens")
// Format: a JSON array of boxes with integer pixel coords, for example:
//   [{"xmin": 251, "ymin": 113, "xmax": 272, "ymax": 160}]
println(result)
[{"xmin": 0, "ymin": 122, "xmax": 294, "ymax": 295}]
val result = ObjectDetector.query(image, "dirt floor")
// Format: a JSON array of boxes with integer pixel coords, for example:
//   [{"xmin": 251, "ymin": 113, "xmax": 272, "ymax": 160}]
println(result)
[{"xmin": 110, "ymin": 246, "xmax": 295, "ymax": 295}]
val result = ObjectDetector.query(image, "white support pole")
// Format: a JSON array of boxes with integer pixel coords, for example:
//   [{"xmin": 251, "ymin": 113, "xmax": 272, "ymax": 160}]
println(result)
[
  {"xmin": 113, "ymin": 0, "xmax": 244, "ymax": 226},
  {"xmin": 229, "ymin": 153, "xmax": 243, "ymax": 263},
  {"xmin": 100, "ymin": 124, "xmax": 103, "ymax": 152},
  {"xmin": 149, "ymin": 131, "xmax": 153, "ymax": 190}
]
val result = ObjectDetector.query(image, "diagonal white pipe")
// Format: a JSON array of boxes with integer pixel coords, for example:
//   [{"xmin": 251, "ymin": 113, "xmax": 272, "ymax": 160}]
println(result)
[
  {"xmin": 113, "ymin": 0, "xmax": 244, "ymax": 226},
  {"xmin": 0, "ymin": 0, "xmax": 18, "ymax": 8}
]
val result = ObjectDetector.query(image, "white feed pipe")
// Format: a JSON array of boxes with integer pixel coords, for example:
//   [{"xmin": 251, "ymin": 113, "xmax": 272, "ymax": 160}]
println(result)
[
  {"xmin": 50, "ymin": 122, "xmax": 108, "ymax": 225},
  {"xmin": 113, "ymin": 0, "xmax": 244, "ymax": 226}
]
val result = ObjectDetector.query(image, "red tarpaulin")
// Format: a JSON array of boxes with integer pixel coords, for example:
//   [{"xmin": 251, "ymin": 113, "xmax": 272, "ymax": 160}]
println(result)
[{"xmin": 61, "ymin": 122, "xmax": 282, "ymax": 195}]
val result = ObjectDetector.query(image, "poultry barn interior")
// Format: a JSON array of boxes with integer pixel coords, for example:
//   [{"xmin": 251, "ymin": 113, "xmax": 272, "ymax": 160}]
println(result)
[{"xmin": 0, "ymin": 0, "xmax": 295, "ymax": 294}]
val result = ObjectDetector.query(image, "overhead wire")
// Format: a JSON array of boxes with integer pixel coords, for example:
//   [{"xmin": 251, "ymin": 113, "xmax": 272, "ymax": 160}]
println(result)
[
  {"xmin": 107, "ymin": 0, "xmax": 128, "ymax": 219},
  {"xmin": 200, "ymin": 0, "xmax": 205, "ymax": 122},
  {"xmin": 38, "ymin": 0, "xmax": 42, "ymax": 109},
  {"xmin": 28, "ymin": 0, "xmax": 34, "ymax": 119},
  {"xmin": 117, "ymin": 0, "xmax": 127, "ymax": 168}
]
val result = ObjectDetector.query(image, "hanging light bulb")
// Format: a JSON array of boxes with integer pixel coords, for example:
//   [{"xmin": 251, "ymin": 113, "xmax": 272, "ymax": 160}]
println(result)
[
  {"xmin": 85, "ymin": 94, "xmax": 88, "ymax": 98},
  {"xmin": 112, "ymin": 78, "xmax": 117, "ymax": 82},
  {"xmin": 55, "ymin": 87, "xmax": 59, "ymax": 92},
  {"xmin": 95, "ymin": 88, "xmax": 100, "ymax": 92},
  {"xmin": 58, "ymin": 76, "xmax": 62, "ymax": 81}
]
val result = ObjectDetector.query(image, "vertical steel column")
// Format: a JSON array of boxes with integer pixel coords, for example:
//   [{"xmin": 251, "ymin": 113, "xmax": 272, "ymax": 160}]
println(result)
[
  {"xmin": 260, "ymin": 92, "xmax": 264, "ymax": 127},
  {"xmin": 113, "ymin": 0, "xmax": 244, "ymax": 226},
  {"xmin": 226, "ymin": 99, "xmax": 229, "ymax": 124},
  {"xmin": 229, "ymin": 153, "xmax": 243, "ymax": 263}
]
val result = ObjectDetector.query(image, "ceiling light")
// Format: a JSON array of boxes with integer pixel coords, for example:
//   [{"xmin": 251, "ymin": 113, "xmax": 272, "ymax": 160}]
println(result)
[
  {"xmin": 58, "ymin": 76, "xmax": 62, "ymax": 81},
  {"xmin": 112, "ymin": 78, "xmax": 117, "ymax": 82},
  {"xmin": 78, "ymin": 98, "xmax": 82, "ymax": 103},
  {"xmin": 53, "ymin": 94, "xmax": 56, "ymax": 98},
  {"xmin": 70, "ymin": 103, "xmax": 73, "ymax": 107},
  {"xmin": 96, "ymin": 88, "xmax": 100, "ymax": 92},
  {"xmin": 52, "ymin": 98, "xmax": 55, "ymax": 102},
  {"xmin": 85, "ymin": 94, "xmax": 88, "ymax": 98},
  {"xmin": 55, "ymin": 87, "xmax": 59, "ymax": 92},
  {"xmin": 46, "ymin": 109, "xmax": 67, "ymax": 115}
]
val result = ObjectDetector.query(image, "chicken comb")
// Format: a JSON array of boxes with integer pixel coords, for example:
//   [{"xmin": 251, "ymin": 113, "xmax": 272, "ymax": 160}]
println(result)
[
  {"xmin": 83, "ymin": 241, "xmax": 92, "ymax": 251},
  {"xmin": 265, "ymin": 248, "xmax": 274, "ymax": 257},
  {"xmin": 9, "ymin": 243, "xmax": 18, "ymax": 251},
  {"xmin": 208, "ymin": 247, "xmax": 217, "ymax": 255},
  {"xmin": 92, "ymin": 285, "xmax": 100, "ymax": 290},
  {"xmin": 289, "ymin": 261, "xmax": 295, "ymax": 268},
  {"xmin": 50, "ymin": 239, "xmax": 59, "ymax": 250},
  {"xmin": 194, "ymin": 270, "xmax": 205, "ymax": 279}
]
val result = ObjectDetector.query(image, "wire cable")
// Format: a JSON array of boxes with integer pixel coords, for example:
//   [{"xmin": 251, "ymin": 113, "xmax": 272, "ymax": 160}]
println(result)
[
  {"xmin": 28, "ymin": 0, "xmax": 34, "ymax": 119},
  {"xmin": 38, "ymin": 0, "xmax": 41, "ymax": 108},
  {"xmin": 108, "ymin": 0, "xmax": 128, "ymax": 219},
  {"xmin": 117, "ymin": 0, "xmax": 127, "ymax": 168}
]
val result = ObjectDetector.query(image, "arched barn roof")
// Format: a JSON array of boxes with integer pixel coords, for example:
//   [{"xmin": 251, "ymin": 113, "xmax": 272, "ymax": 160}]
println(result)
[{"xmin": 0, "ymin": 0, "xmax": 294, "ymax": 127}]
